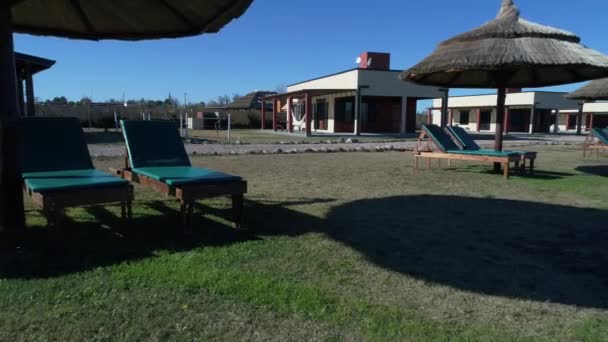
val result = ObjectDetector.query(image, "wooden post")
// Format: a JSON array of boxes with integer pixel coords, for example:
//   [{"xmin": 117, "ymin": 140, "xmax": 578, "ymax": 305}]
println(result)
[
  {"xmin": 17, "ymin": 76, "xmax": 24, "ymax": 116},
  {"xmin": 476, "ymin": 108, "xmax": 481, "ymax": 132},
  {"xmin": 448, "ymin": 109, "xmax": 453, "ymax": 126},
  {"xmin": 494, "ymin": 87, "xmax": 506, "ymax": 172},
  {"xmin": 260, "ymin": 100, "xmax": 266, "ymax": 130},
  {"xmin": 503, "ymin": 107, "xmax": 509, "ymax": 134},
  {"xmin": 440, "ymin": 89, "xmax": 449, "ymax": 128},
  {"xmin": 25, "ymin": 66, "xmax": 35, "ymax": 116},
  {"xmin": 427, "ymin": 108, "xmax": 432, "ymax": 125},
  {"xmin": 272, "ymin": 99, "xmax": 277, "ymax": 131},
  {"xmin": 305, "ymin": 92, "xmax": 312, "ymax": 137},
  {"xmin": 287, "ymin": 96, "xmax": 293, "ymax": 133},
  {"xmin": 0, "ymin": 4, "xmax": 25, "ymax": 232},
  {"xmin": 576, "ymin": 102, "xmax": 584, "ymax": 135},
  {"xmin": 589, "ymin": 113, "xmax": 594, "ymax": 130}
]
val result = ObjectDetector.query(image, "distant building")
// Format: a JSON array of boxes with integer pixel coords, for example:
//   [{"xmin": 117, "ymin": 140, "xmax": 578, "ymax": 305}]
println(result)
[
  {"xmin": 15, "ymin": 52, "xmax": 56, "ymax": 116},
  {"xmin": 557, "ymin": 102, "xmax": 608, "ymax": 132},
  {"xmin": 430, "ymin": 90, "xmax": 579, "ymax": 134},
  {"xmin": 262, "ymin": 52, "xmax": 443, "ymax": 136}
]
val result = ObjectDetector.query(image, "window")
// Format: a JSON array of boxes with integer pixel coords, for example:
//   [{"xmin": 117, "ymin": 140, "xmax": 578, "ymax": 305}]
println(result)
[
  {"xmin": 336, "ymin": 98, "xmax": 355, "ymax": 123},
  {"xmin": 293, "ymin": 103, "xmax": 305, "ymax": 121},
  {"xmin": 459, "ymin": 111, "xmax": 470, "ymax": 125}
]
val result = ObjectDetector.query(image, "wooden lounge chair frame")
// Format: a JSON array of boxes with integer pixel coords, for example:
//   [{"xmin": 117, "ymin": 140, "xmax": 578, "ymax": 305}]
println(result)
[
  {"xmin": 24, "ymin": 183, "xmax": 133, "ymax": 227},
  {"xmin": 414, "ymin": 129, "xmax": 522, "ymax": 179},
  {"xmin": 583, "ymin": 129, "xmax": 608, "ymax": 157},
  {"xmin": 113, "ymin": 152, "xmax": 247, "ymax": 232},
  {"xmin": 445, "ymin": 126, "xmax": 536, "ymax": 172}
]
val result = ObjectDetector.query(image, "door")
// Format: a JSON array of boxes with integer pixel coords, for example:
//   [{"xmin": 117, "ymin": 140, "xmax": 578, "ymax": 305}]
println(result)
[
  {"xmin": 479, "ymin": 110, "xmax": 491, "ymax": 131},
  {"xmin": 334, "ymin": 96, "xmax": 355, "ymax": 133}
]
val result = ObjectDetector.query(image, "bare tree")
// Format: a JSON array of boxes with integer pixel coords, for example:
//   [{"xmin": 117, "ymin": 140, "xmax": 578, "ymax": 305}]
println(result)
[{"xmin": 275, "ymin": 84, "xmax": 287, "ymax": 94}]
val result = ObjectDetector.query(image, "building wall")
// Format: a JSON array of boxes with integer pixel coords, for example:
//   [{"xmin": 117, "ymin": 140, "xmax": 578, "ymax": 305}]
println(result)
[
  {"xmin": 288, "ymin": 70, "xmax": 358, "ymax": 92},
  {"xmin": 309, "ymin": 91, "xmax": 357, "ymax": 133},
  {"xmin": 534, "ymin": 92, "xmax": 579, "ymax": 109},
  {"xmin": 432, "ymin": 92, "xmax": 536, "ymax": 109}
]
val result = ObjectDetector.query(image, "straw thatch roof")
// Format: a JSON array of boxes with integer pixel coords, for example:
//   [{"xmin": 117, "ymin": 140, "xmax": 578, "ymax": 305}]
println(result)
[
  {"xmin": 565, "ymin": 78, "xmax": 608, "ymax": 100},
  {"xmin": 227, "ymin": 91, "xmax": 277, "ymax": 110},
  {"xmin": 401, "ymin": 0, "xmax": 608, "ymax": 88},
  {"xmin": 10, "ymin": 0, "xmax": 253, "ymax": 41}
]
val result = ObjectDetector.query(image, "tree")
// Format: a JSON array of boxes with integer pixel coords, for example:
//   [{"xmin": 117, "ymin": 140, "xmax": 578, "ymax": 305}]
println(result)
[
  {"xmin": 217, "ymin": 95, "xmax": 230, "ymax": 105},
  {"xmin": 275, "ymin": 84, "xmax": 287, "ymax": 94},
  {"xmin": 51, "ymin": 96, "xmax": 68, "ymax": 105},
  {"xmin": 231, "ymin": 93, "xmax": 242, "ymax": 102}
]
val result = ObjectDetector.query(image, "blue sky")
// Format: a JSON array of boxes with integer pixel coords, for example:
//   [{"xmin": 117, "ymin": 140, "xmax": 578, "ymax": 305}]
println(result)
[{"xmin": 13, "ymin": 0, "xmax": 608, "ymax": 104}]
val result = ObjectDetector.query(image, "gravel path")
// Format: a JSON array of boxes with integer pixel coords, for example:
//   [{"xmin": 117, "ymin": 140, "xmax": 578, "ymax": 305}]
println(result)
[{"xmin": 89, "ymin": 134, "xmax": 586, "ymax": 157}]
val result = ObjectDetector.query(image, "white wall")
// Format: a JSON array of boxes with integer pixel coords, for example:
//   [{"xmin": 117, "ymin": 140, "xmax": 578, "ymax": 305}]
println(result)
[
  {"xmin": 288, "ymin": 70, "xmax": 358, "ymax": 92},
  {"xmin": 584, "ymin": 102, "xmax": 608, "ymax": 113},
  {"xmin": 432, "ymin": 92, "xmax": 536, "ymax": 109},
  {"xmin": 358, "ymin": 70, "xmax": 443, "ymax": 98}
]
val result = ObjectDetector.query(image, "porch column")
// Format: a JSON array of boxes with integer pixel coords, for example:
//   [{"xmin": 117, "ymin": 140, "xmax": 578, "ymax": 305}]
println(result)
[
  {"xmin": 305, "ymin": 92, "xmax": 312, "ymax": 137},
  {"xmin": 589, "ymin": 113, "xmax": 594, "ymax": 130},
  {"xmin": 287, "ymin": 96, "xmax": 293, "ymax": 133},
  {"xmin": 476, "ymin": 108, "xmax": 481, "ymax": 132},
  {"xmin": 528, "ymin": 106, "xmax": 535, "ymax": 134},
  {"xmin": 261, "ymin": 100, "xmax": 266, "ymax": 130},
  {"xmin": 272, "ymin": 99, "xmax": 277, "ymax": 131},
  {"xmin": 400, "ymin": 97, "xmax": 407, "ymax": 134},
  {"xmin": 553, "ymin": 110, "xmax": 559, "ymax": 134},
  {"xmin": 25, "ymin": 67, "xmax": 35, "ymax": 116}
]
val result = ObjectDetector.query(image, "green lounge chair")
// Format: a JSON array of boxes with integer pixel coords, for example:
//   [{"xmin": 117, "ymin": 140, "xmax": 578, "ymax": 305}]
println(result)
[
  {"xmin": 446, "ymin": 125, "xmax": 536, "ymax": 172},
  {"xmin": 20, "ymin": 117, "xmax": 133, "ymax": 227},
  {"xmin": 583, "ymin": 128, "xmax": 608, "ymax": 157},
  {"xmin": 116, "ymin": 120, "xmax": 247, "ymax": 231},
  {"xmin": 414, "ymin": 124, "xmax": 522, "ymax": 179}
]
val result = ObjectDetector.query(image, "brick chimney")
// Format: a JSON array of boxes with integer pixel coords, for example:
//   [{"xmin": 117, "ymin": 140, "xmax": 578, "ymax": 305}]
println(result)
[{"xmin": 358, "ymin": 52, "xmax": 390, "ymax": 70}]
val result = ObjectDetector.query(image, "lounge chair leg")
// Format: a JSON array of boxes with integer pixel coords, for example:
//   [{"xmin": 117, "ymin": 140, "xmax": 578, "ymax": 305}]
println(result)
[
  {"xmin": 120, "ymin": 201, "xmax": 127, "ymax": 220},
  {"xmin": 529, "ymin": 159, "xmax": 535, "ymax": 174},
  {"xmin": 232, "ymin": 194, "xmax": 244, "ymax": 230}
]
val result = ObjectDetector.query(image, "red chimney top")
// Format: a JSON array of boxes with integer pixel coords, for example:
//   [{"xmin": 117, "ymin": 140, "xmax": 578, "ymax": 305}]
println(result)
[{"xmin": 358, "ymin": 52, "xmax": 390, "ymax": 70}]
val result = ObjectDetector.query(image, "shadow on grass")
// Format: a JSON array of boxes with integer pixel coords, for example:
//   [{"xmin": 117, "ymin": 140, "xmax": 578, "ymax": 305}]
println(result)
[
  {"xmin": 0, "ymin": 203, "xmax": 259, "ymax": 279},
  {"xmin": 576, "ymin": 165, "xmax": 608, "ymax": 177},
  {"xmin": 245, "ymin": 195, "xmax": 608, "ymax": 309},
  {"xmin": 3, "ymin": 195, "xmax": 608, "ymax": 309},
  {"xmin": 439, "ymin": 165, "xmax": 575, "ymax": 180}
]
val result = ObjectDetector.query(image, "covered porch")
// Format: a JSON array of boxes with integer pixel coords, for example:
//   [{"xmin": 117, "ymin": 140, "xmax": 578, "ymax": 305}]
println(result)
[
  {"xmin": 15, "ymin": 52, "xmax": 55, "ymax": 117},
  {"xmin": 262, "ymin": 89, "xmax": 424, "ymax": 136}
]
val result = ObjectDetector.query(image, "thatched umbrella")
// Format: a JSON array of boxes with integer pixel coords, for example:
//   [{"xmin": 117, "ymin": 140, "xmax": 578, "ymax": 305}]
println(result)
[
  {"xmin": 0, "ymin": 1, "xmax": 253, "ymax": 232},
  {"xmin": 564, "ymin": 78, "xmax": 608, "ymax": 134},
  {"xmin": 401, "ymin": 0, "xmax": 608, "ymax": 161}
]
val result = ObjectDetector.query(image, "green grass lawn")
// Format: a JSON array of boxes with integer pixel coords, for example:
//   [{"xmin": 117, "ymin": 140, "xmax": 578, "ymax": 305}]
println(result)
[
  {"xmin": 2, "ymin": 146, "xmax": 608, "ymax": 341},
  {"xmin": 83, "ymin": 128, "xmax": 415, "ymax": 145}
]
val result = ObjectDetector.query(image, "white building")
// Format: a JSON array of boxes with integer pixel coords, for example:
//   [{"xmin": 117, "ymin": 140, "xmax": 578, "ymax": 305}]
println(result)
[
  {"xmin": 430, "ymin": 91, "xmax": 580, "ymax": 134},
  {"xmin": 262, "ymin": 52, "xmax": 443, "ymax": 136},
  {"xmin": 556, "ymin": 102, "xmax": 608, "ymax": 132}
]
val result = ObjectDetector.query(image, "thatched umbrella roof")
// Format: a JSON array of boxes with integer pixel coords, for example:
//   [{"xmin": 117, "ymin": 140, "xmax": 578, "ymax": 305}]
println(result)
[
  {"xmin": 10, "ymin": 0, "xmax": 254, "ymax": 41},
  {"xmin": 565, "ymin": 78, "xmax": 608, "ymax": 100},
  {"xmin": 401, "ymin": 0, "xmax": 608, "ymax": 88},
  {"xmin": 400, "ymin": 0, "xmax": 608, "ymax": 161},
  {"xmin": 0, "ymin": 0, "xmax": 253, "ymax": 232}
]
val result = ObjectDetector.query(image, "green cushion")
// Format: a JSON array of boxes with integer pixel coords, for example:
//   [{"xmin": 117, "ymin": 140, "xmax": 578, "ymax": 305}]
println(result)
[
  {"xmin": 447, "ymin": 150, "xmax": 519, "ymax": 157},
  {"xmin": 121, "ymin": 120, "xmax": 191, "ymax": 168},
  {"xmin": 446, "ymin": 126, "xmax": 482, "ymax": 150},
  {"xmin": 422, "ymin": 124, "xmax": 461, "ymax": 152},
  {"xmin": 592, "ymin": 128, "xmax": 608, "ymax": 144},
  {"xmin": 19, "ymin": 117, "xmax": 94, "ymax": 173},
  {"xmin": 133, "ymin": 167, "xmax": 241, "ymax": 186},
  {"xmin": 23, "ymin": 169, "xmax": 128, "ymax": 192}
]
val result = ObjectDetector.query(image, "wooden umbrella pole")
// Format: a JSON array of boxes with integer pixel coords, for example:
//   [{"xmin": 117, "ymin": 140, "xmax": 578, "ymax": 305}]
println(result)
[
  {"xmin": 493, "ymin": 86, "xmax": 506, "ymax": 172},
  {"xmin": 0, "ymin": 4, "xmax": 25, "ymax": 232}
]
